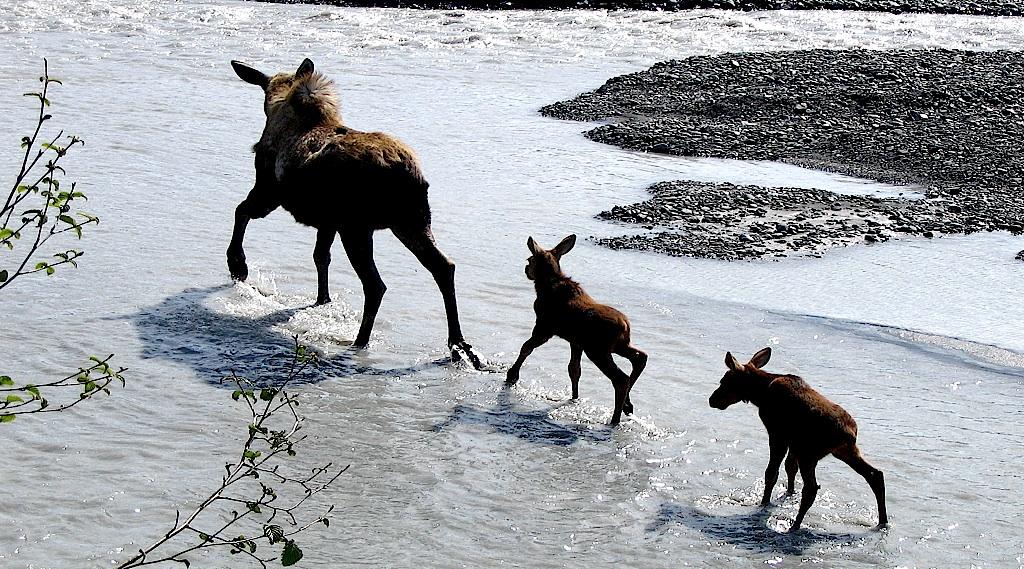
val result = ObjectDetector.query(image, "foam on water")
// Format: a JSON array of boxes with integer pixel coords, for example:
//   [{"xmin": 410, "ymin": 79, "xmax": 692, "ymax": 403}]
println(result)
[{"xmin": 1, "ymin": 2, "xmax": 1022, "ymax": 568}]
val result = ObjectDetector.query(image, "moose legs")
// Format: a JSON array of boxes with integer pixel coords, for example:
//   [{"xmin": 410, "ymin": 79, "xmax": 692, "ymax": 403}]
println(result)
[
  {"xmin": 506, "ymin": 328, "xmax": 552, "ymax": 385},
  {"xmin": 762, "ymin": 440, "xmax": 788, "ymax": 506},
  {"xmin": 393, "ymin": 225, "xmax": 482, "ymax": 367},
  {"xmin": 761, "ymin": 445, "xmax": 884, "ymax": 532},
  {"xmin": 586, "ymin": 350, "xmax": 633, "ymax": 426},
  {"xmin": 790, "ymin": 458, "xmax": 821, "ymax": 532},
  {"xmin": 313, "ymin": 228, "xmax": 335, "ymax": 306},
  {"xmin": 614, "ymin": 344, "xmax": 647, "ymax": 415},
  {"xmin": 568, "ymin": 343, "xmax": 582, "ymax": 399},
  {"xmin": 835, "ymin": 445, "xmax": 888, "ymax": 528},
  {"xmin": 227, "ymin": 189, "xmax": 279, "ymax": 281},
  {"xmin": 340, "ymin": 229, "xmax": 386, "ymax": 348},
  {"xmin": 785, "ymin": 450, "xmax": 799, "ymax": 495}
]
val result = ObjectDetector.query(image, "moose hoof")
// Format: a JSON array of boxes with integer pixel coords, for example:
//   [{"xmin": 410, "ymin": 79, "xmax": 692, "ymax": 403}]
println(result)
[
  {"xmin": 622, "ymin": 401, "xmax": 634, "ymax": 415},
  {"xmin": 314, "ymin": 296, "xmax": 332, "ymax": 306},
  {"xmin": 227, "ymin": 255, "xmax": 248, "ymax": 282},
  {"xmin": 451, "ymin": 341, "xmax": 486, "ymax": 370},
  {"xmin": 505, "ymin": 365, "xmax": 520, "ymax": 384}
]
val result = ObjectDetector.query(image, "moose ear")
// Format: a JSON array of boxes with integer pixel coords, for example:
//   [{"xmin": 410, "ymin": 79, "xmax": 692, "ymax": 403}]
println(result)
[
  {"xmin": 527, "ymin": 236, "xmax": 543, "ymax": 255},
  {"xmin": 231, "ymin": 60, "xmax": 269, "ymax": 90},
  {"xmin": 725, "ymin": 351, "xmax": 742, "ymax": 371},
  {"xmin": 749, "ymin": 347, "xmax": 772, "ymax": 369},
  {"xmin": 295, "ymin": 58, "xmax": 314, "ymax": 78},
  {"xmin": 552, "ymin": 234, "xmax": 577, "ymax": 258}
]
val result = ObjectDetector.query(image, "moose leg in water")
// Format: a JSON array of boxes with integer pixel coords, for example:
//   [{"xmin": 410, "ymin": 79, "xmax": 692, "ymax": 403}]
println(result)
[
  {"xmin": 505, "ymin": 327, "xmax": 553, "ymax": 385},
  {"xmin": 568, "ymin": 343, "xmax": 582, "ymax": 399},
  {"xmin": 762, "ymin": 439, "xmax": 788, "ymax": 506},
  {"xmin": 313, "ymin": 227, "xmax": 335, "ymax": 306},
  {"xmin": 615, "ymin": 343, "xmax": 647, "ymax": 415},
  {"xmin": 340, "ymin": 228, "xmax": 385, "ymax": 348},
  {"xmin": 784, "ymin": 450, "xmax": 799, "ymax": 495},
  {"xmin": 585, "ymin": 349, "xmax": 632, "ymax": 426},
  {"xmin": 393, "ymin": 225, "xmax": 483, "ymax": 367},
  {"xmin": 227, "ymin": 187, "xmax": 279, "ymax": 282}
]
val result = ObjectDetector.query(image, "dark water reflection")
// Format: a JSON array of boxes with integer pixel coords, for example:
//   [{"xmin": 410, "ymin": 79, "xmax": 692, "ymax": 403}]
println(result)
[
  {"xmin": 433, "ymin": 385, "xmax": 612, "ymax": 446},
  {"xmin": 648, "ymin": 502, "xmax": 864, "ymax": 556},
  {"xmin": 129, "ymin": 284, "xmax": 447, "ymax": 386}
]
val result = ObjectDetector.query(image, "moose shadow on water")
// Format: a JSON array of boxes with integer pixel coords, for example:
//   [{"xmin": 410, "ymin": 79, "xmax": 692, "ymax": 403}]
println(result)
[
  {"xmin": 432, "ymin": 385, "xmax": 612, "ymax": 446},
  {"xmin": 130, "ymin": 284, "xmax": 448, "ymax": 387},
  {"xmin": 647, "ymin": 502, "xmax": 865, "ymax": 557}
]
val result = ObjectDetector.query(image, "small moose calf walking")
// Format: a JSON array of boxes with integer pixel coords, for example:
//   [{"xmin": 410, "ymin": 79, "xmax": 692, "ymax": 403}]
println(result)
[
  {"xmin": 506, "ymin": 235, "xmax": 647, "ymax": 426},
  {"xmin": 709, "ymin": 347, "xmax": 888, "ymax": 532}
]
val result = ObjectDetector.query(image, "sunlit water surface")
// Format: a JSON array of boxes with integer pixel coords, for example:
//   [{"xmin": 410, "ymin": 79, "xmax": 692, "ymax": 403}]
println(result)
[{"xmin": 1, "ymin": 1, "xmax": 1023, "ymax": 567}]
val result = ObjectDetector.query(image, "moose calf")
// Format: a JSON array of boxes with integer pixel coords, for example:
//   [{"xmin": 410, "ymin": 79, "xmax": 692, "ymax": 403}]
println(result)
[
  {"xmin": 709, "ymin": 347, "xmax": 887, "ymax": 532},
  {"xmin": 506, "ymin": 235, "xmax": 647, "ymax": 426}
]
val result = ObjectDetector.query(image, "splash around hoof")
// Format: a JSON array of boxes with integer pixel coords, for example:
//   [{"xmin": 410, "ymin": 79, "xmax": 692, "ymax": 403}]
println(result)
[{"xmin": 450, "ymin": 341, "xmax": 487, "ymax": 370}]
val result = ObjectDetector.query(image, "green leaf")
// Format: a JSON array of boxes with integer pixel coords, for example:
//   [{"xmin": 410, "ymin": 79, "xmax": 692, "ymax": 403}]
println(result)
[
  {"xmin": 0, "ymin": 376, "xmax": 12, "ymax": 387},
  {"xmin": 5, "ymin": 395, "xmax": 23, "ymax": 403},
  {"xmin": 58, "ymin": 214, "xmax": 75, "ymax": 225},
  {"xmin": 25, "ymin": 386, "xmax": 40, "ymax": 399},
  {"xmin": 0, "ymin": 270, "xmax": 7, "ymax": 283},
  {"xmin": 0, "ymin": 414, "xmax": 15, "ymax": 423},
  {"xmin": 281, "ymin": 540, "xmax": 303, "ymax": 566},
  {"xmin": 232, "ymin": 390, "xmax": 242, "ymax": 401},
  {"xmin": 45, "ymin": 266, "xmax": 55, "ymax": 276},
  {"xmin": 259, "ymin": 388, "xmax": 276, "ymax": 401},
  {"xmin": 0, "ymin": 228, "xmax": 12, "ymax": 240}
]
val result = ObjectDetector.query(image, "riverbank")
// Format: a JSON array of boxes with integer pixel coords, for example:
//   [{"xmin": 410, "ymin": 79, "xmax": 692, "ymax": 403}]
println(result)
[
  {"xmin": 253, "ymin": 0, "xmax": 1023, "ymax": 17},
  {"xmin": 542, "ymin": 49, "xmax": 1024, "ymax": 260}
]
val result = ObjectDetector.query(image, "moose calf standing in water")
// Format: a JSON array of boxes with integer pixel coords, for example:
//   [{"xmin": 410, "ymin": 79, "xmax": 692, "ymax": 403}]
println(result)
[
  {"xmin": 227, "ymin": 58, "xmax": 481, "ymax": 367},
  {"xmin": 709, "ymin": 348, "xmax": 887, "ymax": 532},
  {"xmin": 506, "ymin": 235, "xmax": 647, "ymax": 426}
]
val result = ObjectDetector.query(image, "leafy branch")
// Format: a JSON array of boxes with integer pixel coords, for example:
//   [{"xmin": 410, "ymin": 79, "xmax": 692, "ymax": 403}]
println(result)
[
  {"xmin": 1, "ymin": 58, "xmax": 99, "ymax": 291},
  {"xmin": 0, "ymin": 61, "xmax": 122, "ymax": 423},
  {"xmin": 0, "ymin": 356, "xmax": 126, "ymax": 423},
  {"xmin": 118, "ymin": 339, "xmax": 344, "ymax": 568}
]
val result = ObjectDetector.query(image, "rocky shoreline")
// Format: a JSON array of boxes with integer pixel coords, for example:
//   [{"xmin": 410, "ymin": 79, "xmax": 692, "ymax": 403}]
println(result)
[
  {"xmin": 541, "ymin": 49, "xmax": 1024, "ymax": 260},
  {"xmin": 253, "ymin": 0, "xmax": 1023, "ymax": 17}
]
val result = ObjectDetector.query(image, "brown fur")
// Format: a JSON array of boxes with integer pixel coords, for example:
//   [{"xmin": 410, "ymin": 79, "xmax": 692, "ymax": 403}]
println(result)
[
  {"xmin": 506, "ymin": 235, "xmax": 647, "ymax": 426},
  {"xmin": 709, "ymin": 348, "xmax": 887, "ymax": 532},
  {"xmin": 226, "ymin": 59, "xmax": 480, "ymax": 367}
]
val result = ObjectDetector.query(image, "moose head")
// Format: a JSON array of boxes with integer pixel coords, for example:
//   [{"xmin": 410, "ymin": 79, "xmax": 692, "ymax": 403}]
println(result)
[
  {"xmin": 708, "ymin": 347, "xmax": 773, "ymax": 410},
  {"xmin": 525, "ymin": 234, "xmax": 576, "ymax": 282}
]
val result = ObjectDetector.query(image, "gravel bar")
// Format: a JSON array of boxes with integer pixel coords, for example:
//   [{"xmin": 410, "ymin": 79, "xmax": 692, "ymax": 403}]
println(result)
[{"xmin": 541, "ymin": 49, "xmax": 1024, "ymax": 260}]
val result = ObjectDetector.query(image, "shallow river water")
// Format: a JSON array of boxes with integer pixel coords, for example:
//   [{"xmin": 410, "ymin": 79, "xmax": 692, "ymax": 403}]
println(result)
[{"xmin": 1, "ymin": 1, "xmax": 1023, "ymax": 568}]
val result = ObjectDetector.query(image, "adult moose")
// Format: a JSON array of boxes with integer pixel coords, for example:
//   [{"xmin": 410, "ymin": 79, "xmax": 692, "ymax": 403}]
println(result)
[
  {"xmin": 227, "ymin": 58, "xmax": 482, "ymax": 368},
  {"xmin": 709, "ymin": 347, "xmax": 888, "ymax": 532}
]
